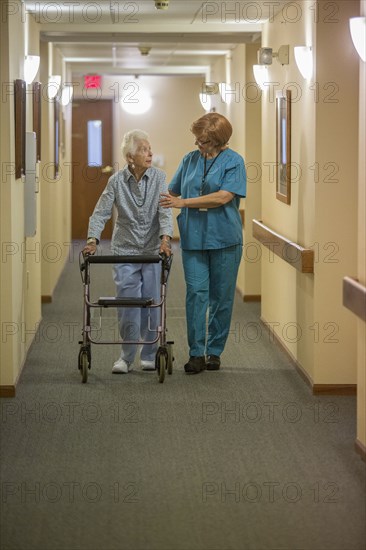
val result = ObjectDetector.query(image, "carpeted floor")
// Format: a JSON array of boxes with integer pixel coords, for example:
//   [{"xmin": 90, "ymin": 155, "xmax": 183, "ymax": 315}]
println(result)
[{"xmin": 1, "ymin": 242, "xmax": 365, "ymax": 550}]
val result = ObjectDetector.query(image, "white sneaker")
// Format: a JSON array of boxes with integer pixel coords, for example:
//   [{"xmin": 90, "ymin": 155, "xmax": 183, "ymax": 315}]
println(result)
[
  {"xmin": 112, "ymin": 358, "xmax": 133, "ymax": 374},
  {"xmin": 141, "ymin": 359, "xmax": 156, "ymax": 371}
]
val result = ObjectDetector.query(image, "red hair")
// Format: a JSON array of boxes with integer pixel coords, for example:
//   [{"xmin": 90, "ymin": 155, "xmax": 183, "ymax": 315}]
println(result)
[{"xmin": 191, "ymin": 113, "xmax": 232, "ymax": 146}]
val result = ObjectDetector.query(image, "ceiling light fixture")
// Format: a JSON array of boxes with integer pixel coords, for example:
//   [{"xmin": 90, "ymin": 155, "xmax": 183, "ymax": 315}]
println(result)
[
  {"xmin": 155, "ymin": 0, "xmax": 169, "ymax": 9},
  {"xmin": 138, "ymin": 46, "xmax": 151, "ymax": 56},
  {"xmin": 121, "ymin": 88, "xmax": 152, "ymax": 115}
]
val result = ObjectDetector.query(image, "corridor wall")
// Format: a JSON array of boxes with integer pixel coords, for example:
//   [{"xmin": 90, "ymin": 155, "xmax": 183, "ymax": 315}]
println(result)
[
  {"xmin": 0, "ymin": 5, "xmax": 41, "ymax": 393},
  {"xmin": 0, "ymin": 4, "xmax": 72, "ymax": 394},
  {"xmin": 356, "ymin": 0, "xmax": 366, "ymax": 456},
  {"xmin": 260, "ymin": 1, "xmax": 360, "ymax": 391}
]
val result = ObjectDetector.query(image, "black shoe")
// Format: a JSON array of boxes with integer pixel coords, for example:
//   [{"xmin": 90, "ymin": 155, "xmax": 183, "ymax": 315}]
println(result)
[
  {"xmin": 184, "ymin": 356, "xmax": 206, "ymax": 375},
  {"xmin": 206, "ymin": 355, "xmax": 221, "ymax": 370}
]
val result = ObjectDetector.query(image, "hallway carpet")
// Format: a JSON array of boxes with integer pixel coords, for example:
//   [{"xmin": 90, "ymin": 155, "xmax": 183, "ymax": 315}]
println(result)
[{"xmin": 1, "ymin": 243, "xmax": 365, "ymax": 550}]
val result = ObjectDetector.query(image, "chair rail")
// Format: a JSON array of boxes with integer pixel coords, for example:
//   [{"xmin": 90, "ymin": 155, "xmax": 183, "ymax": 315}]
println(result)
[
  {"xmin": 252, "ymin": 219, "xmax": 314, "ymax": 273},
  {"xmin": 343, "ymin": 276, "xmax": 366, "ymax": 322}
]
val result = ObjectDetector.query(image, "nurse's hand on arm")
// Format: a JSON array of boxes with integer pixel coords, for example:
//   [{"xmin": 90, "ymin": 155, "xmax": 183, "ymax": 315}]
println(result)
[{"xmin": 160, "ymin": 190, "xmax": 234, "ymax": 209}]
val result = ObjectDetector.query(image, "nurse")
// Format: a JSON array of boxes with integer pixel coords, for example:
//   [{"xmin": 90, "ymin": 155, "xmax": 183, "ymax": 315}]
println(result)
[{"xmin": 160, "ymin": 113, "xmax": 246, "ymax": 374}]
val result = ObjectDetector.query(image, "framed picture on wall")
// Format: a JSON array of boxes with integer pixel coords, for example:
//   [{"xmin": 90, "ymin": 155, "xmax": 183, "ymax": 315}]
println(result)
[
  {"xmin": 14, "ymin": 79, "xmax": 26, "ymax": 179},
  {"xmin": 54, "ymin": 98, "xmax": 60, "ymax": 178},
  {"xmin": 276, "ymin": 89, "xmax": 291, "ymax": 204},
  {"xmin": 32, "ymin": 81, "xmax": 41, "ymax": 162}
]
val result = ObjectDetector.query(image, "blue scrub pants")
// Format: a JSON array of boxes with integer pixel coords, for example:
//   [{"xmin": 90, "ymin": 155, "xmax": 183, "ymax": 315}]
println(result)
[
  {"xmin": 181, "ymin": 244, "xmax": 242, "ymax": 357},
  {"xmin": 112, "ymin": 262, "xmax": 160, "ymax": 363}
]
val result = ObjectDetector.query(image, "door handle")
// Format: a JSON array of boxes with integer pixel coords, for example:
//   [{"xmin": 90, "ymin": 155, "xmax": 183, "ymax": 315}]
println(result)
[{"xmin": 101, "ymin": 165, "xmax": 114, "ymax": 174}]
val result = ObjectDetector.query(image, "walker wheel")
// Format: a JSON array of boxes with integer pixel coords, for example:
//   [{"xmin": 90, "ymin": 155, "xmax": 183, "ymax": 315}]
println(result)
[
  {"xmin": 167, "ymin": 343, "xmax": 174, "ymax": 375},
  {"xmin": 80, "ymin": 352, "xmax": 89, "ymax": 384},
  {"xmin": 78, "ymin": 346, "xmax": 91, "ymax": 370},
  {"xmin": 156, "ymin": 349, "xmax": 167, "ymax": 383}
]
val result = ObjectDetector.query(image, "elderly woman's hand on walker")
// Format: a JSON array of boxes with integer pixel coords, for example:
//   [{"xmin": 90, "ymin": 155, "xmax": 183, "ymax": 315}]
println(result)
[
  {"xmin": 82, "ymin": 238, "xmax": 97, "ymax": 256},
  {"xmin": 159, "ymin": 235, "xmax": 172, "ymax": 257}
]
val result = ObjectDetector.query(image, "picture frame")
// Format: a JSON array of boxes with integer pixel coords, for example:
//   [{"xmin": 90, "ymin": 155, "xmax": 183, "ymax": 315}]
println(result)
[
  {"xmin": 14, "ymin": 79, "xmax": 26, "ymax": 179},
  {"xmin": 54, "ymin": 98, "xmax": 60, "ymax": 178},
  {"xmin": 276, "ymin": 89, "xmax": 291, "ymax": 204},
  {"xmin": 32, "ymin": 81, "xmax": 41, "ymax": 162}
]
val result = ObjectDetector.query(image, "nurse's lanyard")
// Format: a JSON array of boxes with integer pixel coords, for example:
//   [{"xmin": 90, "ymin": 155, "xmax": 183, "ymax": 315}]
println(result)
[{"xmin": 199, "ymin": 151, "xmax": 222, "ymax": 211}]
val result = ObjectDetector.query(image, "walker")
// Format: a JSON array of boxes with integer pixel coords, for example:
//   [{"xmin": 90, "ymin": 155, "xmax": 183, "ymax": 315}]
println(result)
[{"xmin": 78, "ymin": 253, "xmax": 174, "ymax": 383}]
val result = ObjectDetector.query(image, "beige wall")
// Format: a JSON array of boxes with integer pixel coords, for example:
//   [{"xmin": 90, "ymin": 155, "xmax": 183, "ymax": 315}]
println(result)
[
  {"xmin": 0, "ymin": 4, "xmax": 72, "ymax": 389},
  {"xmin": 356, "ymin": 0, "xmax": 366, "ymax": 450},
  {"xmin": 0, "ymin": 3, "xmax": 36, "ymax": 387},
  {"xmin": 313, "ymin": 2, "xmax": 359, "ymax": 385},
  {"xmin": 0, "ymin": 1, "xmax": 14, "ymax": 386},
  {"xmin": 40, "ymin": 42, "xmax": 72, "ymax": 299},
  {"xmin": 243, "ymin": 44, "xmax": 262, "ymax": 298},
  {"xmin": 260, "ymin": 1, "xmax": 360, "ymax": 386},
  {"xmin": 261, "ymin": 3, "xmax": 317, "ymax": 378}
]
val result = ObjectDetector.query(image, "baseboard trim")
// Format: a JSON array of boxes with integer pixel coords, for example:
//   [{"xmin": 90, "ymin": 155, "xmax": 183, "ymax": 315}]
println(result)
[
  {"xmin": 41, "ymin": 295, "xmax": 52, "ymax": 303},
  {"xmin": 0, "ymin": 385, "xmax": 16, "ymax": 398},
  {"xmin": 355, "ymin": 439, "xmax": 366, "ymax": 461},
  {"xmin": 312, "ymin": 384, "xmax": 356, "ymax": 395},
  {"xmin": 260, "ymin": 316, "xmax": 356, "ymax": 395},
  {"xmin": 260, "ymin": 315, "xmax": 314, "ymax": 390},
  {"xmin": 243, "ymin": 295, "xmax": 261, "ymax": 302}
]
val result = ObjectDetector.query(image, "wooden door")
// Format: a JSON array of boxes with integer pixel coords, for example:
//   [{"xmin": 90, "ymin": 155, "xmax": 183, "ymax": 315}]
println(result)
[{"xmin": 71, "ymin": 99, "xmax": 114, "ymax": 239}]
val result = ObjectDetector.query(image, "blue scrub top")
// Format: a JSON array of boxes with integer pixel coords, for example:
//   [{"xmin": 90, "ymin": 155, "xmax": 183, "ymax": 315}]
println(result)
[{"xmin": 169, "ymin": 148, "xmax": 246, "ymax": 250}]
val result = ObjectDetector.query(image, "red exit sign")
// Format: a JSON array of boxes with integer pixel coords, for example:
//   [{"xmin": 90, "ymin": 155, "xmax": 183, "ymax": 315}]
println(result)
[{"xmin": 84, "ymin": 75, "xmax": 102, "ymax": 89}]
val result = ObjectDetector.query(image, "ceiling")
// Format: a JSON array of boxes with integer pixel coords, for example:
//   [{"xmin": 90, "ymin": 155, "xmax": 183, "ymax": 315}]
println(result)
[{"xmin": 24, "ymin": 0, "xmax": 288, "ymax": 76}]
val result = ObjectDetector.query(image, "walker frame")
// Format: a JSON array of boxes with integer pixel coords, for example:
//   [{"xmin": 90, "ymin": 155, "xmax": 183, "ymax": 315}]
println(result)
[{"xmin": 78, "ymin": 253, "xmax": 174, "ymax": 383}]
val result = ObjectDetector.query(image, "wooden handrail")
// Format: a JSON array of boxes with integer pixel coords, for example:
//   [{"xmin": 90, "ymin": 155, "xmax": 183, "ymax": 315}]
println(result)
[
  {"xmin": 252, "ymin": 219, "xmax": 314, "ymax": 273},
  {"xmin": 343, "ymin": 276, "xmax": 366, "ymax": 322}
]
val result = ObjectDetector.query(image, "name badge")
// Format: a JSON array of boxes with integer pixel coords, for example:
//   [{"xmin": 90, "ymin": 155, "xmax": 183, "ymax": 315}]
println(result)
[{"xmin": 199, "ymin": 208, "xmax": 208, "ymax": 212}]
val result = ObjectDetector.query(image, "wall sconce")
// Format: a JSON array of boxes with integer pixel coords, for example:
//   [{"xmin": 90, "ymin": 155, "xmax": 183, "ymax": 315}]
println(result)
[
  {"xmin": 61, "ymin": 85, "xmax": 73, "ymax": 106},
  {"xmin": 294, "ymin": 46, "xmax": 313, "ymax": 79},
  {"xmin": 199, "ymin": 93, "xmax": 211, "ymax": 111},
  {"xmin": 47, "ymin": 75, "xmax": 62, "ymax": 99},
  {"xmin": 219, "ymin": 83, "xmax": 233, "ymax": 104},
  {"xmin": 349, "ymin": 17, "xmax": 366, "ymax": 62},
  {"xmin": 253, "ymin": 65, "xmax": 268, "ymax": 90},
  {"xmin": 257, "ymin": 45, "xmax": 289, "ymax": 65},
  {"xmin": 24, "ymin": 55, "xmax": 40, "ymax": 84},
  {"xmin": 199, "ymin": 83, "xmax": 218, "ymax": 111}
]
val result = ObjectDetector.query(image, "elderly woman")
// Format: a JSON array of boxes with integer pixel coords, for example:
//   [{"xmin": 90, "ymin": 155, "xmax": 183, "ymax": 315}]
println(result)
[
  {"xmin": 83, "ymin": 130, "xmax": 173, "ymax": 374},
  {"xmin": 160, "ymin": 113, "xmax": 246, "ymax": 374}
]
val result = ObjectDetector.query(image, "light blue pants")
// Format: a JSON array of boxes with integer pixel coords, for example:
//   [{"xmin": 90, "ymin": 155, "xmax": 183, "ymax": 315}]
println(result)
[
  {"xmin": 181, "ymin": 245, "xmax": 242, "ymax": 357},
  {"xmin": 112, "ymin": 262, "xmax": 161, "ymax": 363}
]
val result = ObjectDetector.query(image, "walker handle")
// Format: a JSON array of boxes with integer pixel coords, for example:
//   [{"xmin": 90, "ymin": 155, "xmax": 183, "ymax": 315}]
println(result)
[{"xmin": 84, "ymin": 255, "xmax": 161, "ymax": 265}]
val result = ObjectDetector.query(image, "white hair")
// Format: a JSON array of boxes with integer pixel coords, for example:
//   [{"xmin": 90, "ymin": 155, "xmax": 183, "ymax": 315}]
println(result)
[{"xmin": 121, "ymin": 129, "xmax": 150, "ymax": 159}]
